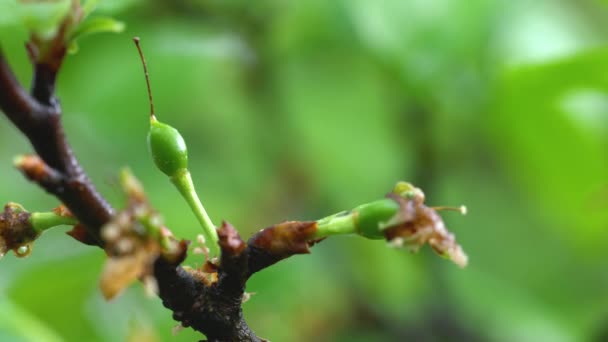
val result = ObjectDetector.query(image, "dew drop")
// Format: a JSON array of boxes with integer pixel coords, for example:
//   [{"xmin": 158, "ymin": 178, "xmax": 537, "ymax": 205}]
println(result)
[{"xmin": 16, "ymin": 245, "xmax": 30, "ymax": 257}]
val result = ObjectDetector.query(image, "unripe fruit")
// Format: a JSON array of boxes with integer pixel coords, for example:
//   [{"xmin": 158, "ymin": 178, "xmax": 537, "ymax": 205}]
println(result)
[
  {"xmin": 147, "ymin": 116, "xmax": 188, "ymax": 177},
  {"xmin": 132, "ymin": 37, "xmax": 189, "ymax": 177},
  {"xmin": 133, "ymin": 37, "xmax": 220, "ymax": 257},
  {"xmin": 354, "ymin": 199, "xmax": 400, "ymax": 239}
]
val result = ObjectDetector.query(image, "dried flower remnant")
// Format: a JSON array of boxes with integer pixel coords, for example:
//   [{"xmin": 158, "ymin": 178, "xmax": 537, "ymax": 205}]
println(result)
[
  {"xmin": 181, "ymin": 233, "xmax": 220, "ymax": 286},
  {"xmin": 99, "ymin": 169, "xmax": 187, "ymax": 299},
  {"xmin": 0, "ymin": 201, "xmax": 79, "ymax": 259},
  {"xmin": 309, "ymin": 181, "xmax": 467, "ymax": 267},
  {"xmin": 0, "ymin": 203, "xmax": 38, "ymax": 258},
  {"xmin": 182, "ymin": 265, "xmax": 218, "ymax": 287},
  {"xmin": 382, "ymin": 182, "xmax": 468, "ymax": 267}
]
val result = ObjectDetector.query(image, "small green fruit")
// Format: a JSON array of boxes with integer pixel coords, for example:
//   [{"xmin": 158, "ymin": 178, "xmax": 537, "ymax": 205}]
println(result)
[
  {"xmin": 354, "ymin": 199, "xmax": 400, "ymax": 239},
  {"xmin": 147, "ymin": 116, "xmax": 188, "ymax": 177},
  {"xmin": 134, "ymin": 37, "xmax": 219, "ymax": 257}
]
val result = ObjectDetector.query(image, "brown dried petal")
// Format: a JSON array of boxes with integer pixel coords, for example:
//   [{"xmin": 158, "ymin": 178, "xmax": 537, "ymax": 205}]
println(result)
[
  {"xmin": 383, "ymin": 197, "xmax": 468, "ymax": 267},
  {"xmin": 182, "ymin": 265, "xmax": 218, "ymax": 286},
  {"xmin": 382, "ymin": 193, "xmax": 417, "ymax": 229},
  {"xmin": 100, "ymin": 247, "xmax": 157, "ymax": 300}
]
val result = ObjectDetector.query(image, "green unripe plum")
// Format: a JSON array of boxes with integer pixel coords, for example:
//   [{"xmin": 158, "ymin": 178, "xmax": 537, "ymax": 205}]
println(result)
[
  {"xmin": 147, "ymin": 116, "xmax": 188, "ymax": 177},
  {"xmin": 354, "ymin": 198, "xmax": 400, "ymax": 239}
]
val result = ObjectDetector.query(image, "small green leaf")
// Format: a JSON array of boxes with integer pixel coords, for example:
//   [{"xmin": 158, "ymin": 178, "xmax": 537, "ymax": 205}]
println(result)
[
  {"xmin": 69, "ymin": 16, "xmax": 125, "ymax": 41},
  {"xmin": 18, "ymin": 0, "xmax": 71, "ymax": 37},
  {"xmin": 0, "ymin": 297, "xmax": 64, "ymax": 342},
  {"xmin": 81, "ymin": 0, "xmax": 101, "ymax": 18},
  {"xmin": 490, "ymin": 47, "xmax": 608, "ymax": 248}
]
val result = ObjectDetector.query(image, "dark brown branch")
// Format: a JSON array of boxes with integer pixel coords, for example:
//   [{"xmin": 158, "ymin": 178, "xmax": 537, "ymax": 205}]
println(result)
[
  {"xmin": 31, "ymin": 62, "xmax": 60, "ymax": 107},
  {"xmin": 154, "ymin": 220, "xmax": 325, "ymax": 341},
  {"xmin": 29, "ymin": 18, "xmax": 69, "ymax": 106},
  {"xmin": 0, "ymin": 45, "xmax": 113, "ymax": 242},
  {"xmin": 155, "ymin": 223, "xmax": 260, "ymax": 341},
  {"xmin": 0, "ymin": 49, "xmax": 46, "ymax": 124},
  {"xmin": 217, "ymin": 221, "xmax": 248, "ymax": 296}
]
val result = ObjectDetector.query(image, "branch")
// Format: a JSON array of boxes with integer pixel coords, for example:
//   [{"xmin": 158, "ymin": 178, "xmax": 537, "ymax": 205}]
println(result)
[
  {"xmin": 0, "ymin": 48, "xmax": 46, "ymax": 126},
  {"xmin": 0, "ymin": 39, "xmax": 261, "ymax": 341},
  {"xmin": 0, "ymin": 13, "xmax": 468, "ymax": 342},
  {"xmin": 1, "ymin": 49, "xmax": 112, "ymax": 241},
  {"xmin": 245, "ymin": 186, "xmax": 467, "ymax": 277}
]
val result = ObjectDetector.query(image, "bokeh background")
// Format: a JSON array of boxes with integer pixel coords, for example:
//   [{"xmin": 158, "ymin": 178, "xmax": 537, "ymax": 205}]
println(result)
[{"xmin": 1, "ymin": 0, "xmax": 608, "ymax": 341}]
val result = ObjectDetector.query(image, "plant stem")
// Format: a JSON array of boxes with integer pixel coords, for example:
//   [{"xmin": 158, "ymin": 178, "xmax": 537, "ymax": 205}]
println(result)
[
  {"xmin": 170, "ymin": 168, "xmax": 219, "ymax": 256},
  {"xmin": 29, "ymin": 212, "xmax": 78, "ymax": 233},
  {"xmin": 313, "ymin": 211, "xmax": 357, "ymax": 239}
]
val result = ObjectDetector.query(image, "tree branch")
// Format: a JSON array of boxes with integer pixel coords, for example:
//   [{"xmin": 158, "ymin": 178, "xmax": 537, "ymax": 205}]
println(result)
[
  {"xmin": 0, "ymin": 42, "xmax": 262, "ymax": 340},
  {"xmin": 0, "ymin": 49, "xmax": 46, "ymax": 125},
  {"xmin": 0, "ymin": 18, "xmax": 467, "ymax": 341},
  {"xmin": 1, "ymin": 44, "xmax": 113, "ymax": 241}
]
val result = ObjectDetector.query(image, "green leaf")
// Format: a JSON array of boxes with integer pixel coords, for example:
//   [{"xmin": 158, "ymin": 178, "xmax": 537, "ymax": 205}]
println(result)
[
  {"xmin": 81, "ymin": 0, "xmax": 101, "ymax": 18},
  {"xmin": 70, "ymin": 16, "xmax": 125, "ymax": 41},
  {"xmin": 0, "ymin": 296, "xmax": 64, "ymax": 342},
  {"xmin": 8, "ymin": 252, "xmax": 104, "ymax": 341},
  {"xmin": 0, "ymin": 1, "xmax": 19, "ymax": 27},
  {"xmin": 489, "ymin": 47, "xmax": 608, "ymax": 250},
  {"xmin": 17, "ymin": 0, "xmax": 71, "ymax": 37}
]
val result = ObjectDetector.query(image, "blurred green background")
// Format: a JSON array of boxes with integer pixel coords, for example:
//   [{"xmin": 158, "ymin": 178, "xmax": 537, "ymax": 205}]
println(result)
[{"xmin": 1, "ymin": 0, "xmax": 608, "ymax": 341}]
